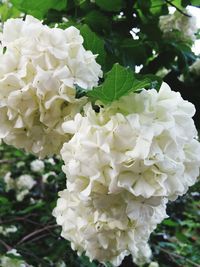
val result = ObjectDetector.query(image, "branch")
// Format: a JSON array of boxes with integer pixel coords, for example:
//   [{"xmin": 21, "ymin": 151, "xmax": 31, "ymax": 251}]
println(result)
[
  {"xmin": 159, "ymin": 247, "xmax": 200, "ymax": 267},
  {"xmin": 17, "ymin": 224, "xmax": 58, "ymax": 245},
  {"xmin": 165, "ymin": 0, "xmax": 191, "ymax": 17},
  {"xmin": 0, "ymin": 239, "xmax": 12, "ymax": 251}
]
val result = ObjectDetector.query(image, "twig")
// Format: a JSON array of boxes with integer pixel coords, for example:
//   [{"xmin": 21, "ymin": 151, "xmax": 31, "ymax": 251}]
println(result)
[
  {"xmin": 0, "ymin": 239, "xmax": 12, "ymax": 250},
  {"xmin": 159, "ymin": 247, "xmax": 200, "ymax": 267},
  {"xmin": 0, "ymin": 159, "xmax": 16, "ymax": 164},
  {"xmin": 165, "ymin": 0, "xmax": 191, "ymax": 17},
  {"xmin": 17, "ymin": 224, "xmax": 58, "ymax": 245},
  {"xmin": 21, "ymin": 232, "xmax": 51, "ymax": 245}
]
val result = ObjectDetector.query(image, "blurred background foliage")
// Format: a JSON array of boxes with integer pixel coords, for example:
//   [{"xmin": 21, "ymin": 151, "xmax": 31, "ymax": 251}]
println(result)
[{"xmin": 0, "ymin": 0, "xmax": 200, "ymax": 266}]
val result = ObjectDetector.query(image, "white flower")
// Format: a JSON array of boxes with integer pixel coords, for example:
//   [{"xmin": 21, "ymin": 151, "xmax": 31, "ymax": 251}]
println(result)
[
  {"xmin": 3, "ymin": 172, "xmax": 15, "ymax": 191},
  {"xmin": 53, "ymin": 189, "xmax": 167, "ymax": 266},
  {"xmin": 61, "ymin": 82, "xmax": 200, "ymax": 200},
  {"xmin": 3, "ymin": 172, "xmax": 36, "ymax": 201},
  {"xmin": 149, "ymin": 262, "xmax": 159, "ymax": 267},
  {"xmin": 0, "ymin": 15, "xmax": 102, "ymax": 157},
  {"xmin": 0, "ymin": 225, "xmax": 17, "ymax": 236},
  {"xmin": 159, "ymin": 10, "xmax": 197, "ymax": 42},
  {"xmin": 189, "ymin": 58, "xmax": 200, "ymax": 76},
  {"xmin": 16, "ymin": 189, "xmax": 29, "ymax": 202},
  {"xmin": 16, "ymin": 174, "xmax": 36, "ymax": 190},
  {"xmin": 45, "ymin": 158, "xmax": 56, "ymax": 165},
  {"xmin": 0, "ymin": 249, "xmax": 32, "ymax": 267},
  {"xmin": 30, "ymin": 159, "xmax": 45, "ymax": 172}
]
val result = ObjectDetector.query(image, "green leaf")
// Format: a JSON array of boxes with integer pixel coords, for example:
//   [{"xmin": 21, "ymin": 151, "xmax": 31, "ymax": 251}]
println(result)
[
  {"xmin": 0, "ymin": 3, "xmax": 20, "ymax": 22},
  {"xmin": 137, "ymin": 0, "xmax": 151, "ymax": 10},
  {"xmin": 190, "ymin": 0, "xmax": 200, "ymax": 5},
  {"xmin": 95, "ymin": 0, "xmax": 123, "ymax": 12},
  {"xmin": 87, "ymin": 63, "xmax": 151, "ymax": 104},
  {"xmin": 84, "ymin": 10, "xmax": 111, "ymax": 34},
  {"xmin": 163, "ymin": 219, "xmax": 179, "ymax": 227},
  {"xmin": 80, "ymin": 24, "xmax": 105, "ymax": 66},
  {"xmin": 17, "ymin": 201, "xmax": 45, "ymax": 215},
  {"xmin": 10, "ymin": 0, "xmax": 67, "ymax": 19}
]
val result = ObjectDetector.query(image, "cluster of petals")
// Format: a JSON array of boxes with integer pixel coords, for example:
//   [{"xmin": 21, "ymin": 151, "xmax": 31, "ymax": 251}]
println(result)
[
  {"xmin": 0, "ymin": 15, "xmax": 102, "ymax": 157},
  {"xmin": 61, "ymin": 82, "xmax": 200, "ymax": 201},
  {"xmin": 53, "ymin": 82, "xmax": 200, "ymax": 265},
  {"xmin": 53, "ymin": 189, "xmax": 167, "ymax": 266},
  {"xmin": 159, "ymin": 10, "xmax": 197, "ymax": 42}
]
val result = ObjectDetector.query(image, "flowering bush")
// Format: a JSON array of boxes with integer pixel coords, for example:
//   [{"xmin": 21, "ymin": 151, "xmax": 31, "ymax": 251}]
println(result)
[{"xmin": 0, "ymin": 1, "xmax": 200, "ymax": 267}]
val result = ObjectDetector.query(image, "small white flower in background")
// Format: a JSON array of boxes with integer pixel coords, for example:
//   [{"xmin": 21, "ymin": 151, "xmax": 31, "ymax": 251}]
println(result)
[
  {"xmin": 16, "ymin": 174, "xmax": 36, "ymax": 190},
  {"xmin": 3, "ymin": 172, "xmax": 15, "ymax": 191},
  {"xmin": 0, "ymin": 249, "xmax": 32, "ymax": 267},
  {"xmin": 189, "ymin": 58, "xmax": 200, "ymax": 76},
  {"xmin": 42, "ymin": 171, "xmax": 56, "ymax": 183},
  {"xmin": 159, "ymin": 10, "xmax": 197, "ymax": 42},
  {"xmin": 3, "ymin": 172, "xmax": 36, "ymax": 201},
  {"xmin": 0, "ymin": 225, "xmax": 17, "ymax": 236},
  {"xmin": 45, "ymin": 158, "xmax": 56, "ymax": 165},
  {"xmin": 0, "ymin": 15, "xmax": 102, "ymax": 158},
  {"xmin": 149, "ymin": 262, "xmax": 159, "ymax": 267},
  {"xmin": 16, "ymin": 189, "xmax": 29, "ymax": 202},
  {"xmin": 56, "ymin": 260, "xmax": 67, "ymax": 267},
  {"xmin": 16, "ymin": 161, "xmax": 25, "ymax": 168},
  {"xmin": 30, "ymin": 159, "xmax": 45, "ymax": 172}
]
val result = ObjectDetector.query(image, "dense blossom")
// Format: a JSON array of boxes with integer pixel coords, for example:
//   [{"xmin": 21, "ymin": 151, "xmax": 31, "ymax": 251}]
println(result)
[
  {"xmin": 0, "ymin": 15, "xmax": 102, "ymax": 157},
  {"xmin": 61, "ymin": 82, "xmax": 200, "ymax": 201},
  {"xmin": 53, "ymin": 189, "xmax": 167, "ymax": 266},
  {"xmin": 159, "ymin": 10, "xmax": 197, "ymax": 42}
]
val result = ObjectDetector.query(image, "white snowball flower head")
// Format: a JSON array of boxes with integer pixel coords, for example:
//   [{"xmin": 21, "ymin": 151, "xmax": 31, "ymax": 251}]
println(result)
[
  {"xmin": 0, "ymin": 15, "xmax": 102, "ymax": 157},
  {"xmin": 53, "ymin": 189, "xmax": 167, "ymax": 266},
  {"xmin": 61, "ymin": 82, "xmax": 200, "ymax": 200},
  {"xmin": 159, "ymin": 10, "xmax": 197, "ymax": 42}
]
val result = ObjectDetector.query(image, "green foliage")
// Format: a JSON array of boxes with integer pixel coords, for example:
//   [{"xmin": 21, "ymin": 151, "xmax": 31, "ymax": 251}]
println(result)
[
  {"xmin": 10, "ymin": 0, "xmax": 67, "ymax": 19},
  {"xmin": 87, "ymin": 63, "xmax": 151, "ymax": 103},
  {"xmin": 80, "ymin": 24, "xmax": 106, "ymax": 66},
  {"xmin": 0, "ymin": 2, "xmax": 20, "ymax": 21},
  {"xmin": 95, "ymin": 0, "xmax": 123, "ymax": 12}
]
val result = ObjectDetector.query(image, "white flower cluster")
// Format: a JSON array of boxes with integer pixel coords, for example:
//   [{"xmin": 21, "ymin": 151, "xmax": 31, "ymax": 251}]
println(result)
[
  {"xmin": 4, "ymin": 172, "xmax": 36, "ymax": 201},
  {"xmin": 53, "ymin": 190, "xmax": 167, "ymax": 266},
  {"xmin": 0, "ymin": 225, "xmax": 17, "ymax": 236},
  {"xmin": 30, "ymin": 159, "xmax": 45, "ymax": 172},
  {"xmin": 53, "ymin": 82, "xmax": 200, "ymax": 265},
  {"xmin": 0, "ymin": 15, "xmax": 102, "ymax": 158},
  {"xmin": 61, "ymin": 82, "xmax": 200, "ymax": 201},
  {"xmin": 159, "ymin": 10, "xmax": 197, "ymax": 42}
]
